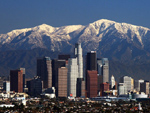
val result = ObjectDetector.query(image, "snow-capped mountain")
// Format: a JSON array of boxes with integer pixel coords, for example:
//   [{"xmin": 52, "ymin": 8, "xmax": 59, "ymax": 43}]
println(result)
[{"xmin": 1, "ymin": 19, "xmax": 150, "ymax": 61}]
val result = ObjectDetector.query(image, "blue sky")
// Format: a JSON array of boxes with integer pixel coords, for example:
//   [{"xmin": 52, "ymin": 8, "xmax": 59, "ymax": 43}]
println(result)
[{"xmin": 0, "ymin": 0, "xmax": 150, "ymax": 34}]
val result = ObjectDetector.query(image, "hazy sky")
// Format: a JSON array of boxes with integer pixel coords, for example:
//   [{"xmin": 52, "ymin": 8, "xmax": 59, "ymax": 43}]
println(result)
[{"xmin": 0, "ymin": 0, "xmax": 150, "ymax": 34}]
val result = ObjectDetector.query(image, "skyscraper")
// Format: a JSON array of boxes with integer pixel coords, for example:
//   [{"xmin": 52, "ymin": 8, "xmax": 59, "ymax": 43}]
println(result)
[
  {"xmin": 58, "ymin": 67, "xmax": 68, "ymax": 97},
  {"xmin": 97, "ymin": 58, "xmax": 109, "ymax": 83},
  {"xmin": 27, "ymin": 76, "xmax": 42, "ymax": 97},
  {"xmin": 86, "ymin": 51, "xmax": 97, "ymax": 71},
  {"xmin": 100, "ymin": 82, "xmax": 109, "ymax": 96},
  {"xmin": 118, "ymin": 83, "xmax": 127, "ymax": 95},
  {"xmin": 74, "ymin": 43, "xmax": 83, "ymax": 78},
  {"xmin": 76, "ymin": 78, "xmax": 85, "ymax": 97},
  {"xmin": 52, "ymin": 59, "xmax": 66, "ymax": 96},
  {"xmin": 10, "ymin": 69, "xmax": 23, "ymax": 93},
  {"xmin": 81, "ymin": 80, "xmax": 85, "ymax": 97},
  {"xmin": 134, "ymin": 79, "xmax": 144, "ymax": 92},
  {"xmin": 110, "ymin": 75, "xmax": 115, "ymax": 89},
  {"xmin": 3, "ymin": 81, "xmax": 10, "ymax": 93},
  {"xmin": 19, "ymin": 68, "xmax": 25, "ymax": 92},
  {"xmin": 119, "ymin": 76, "xmax": 133, "ymax": 92},
  {"xmin": 74, "ymin": 43, "xmax": 85, "ymax": 97},
  {"xmin": 87, "ymin": 70, "xmax": 98, "ymax": 98},
  {"xmin": 37, "ymin": 57, "xmax": 52, "ymax": 88},
  {"xmin": 140, "ymin": 81, "xmax": 149, "ymax": 95},
  {"xmin": 86, "ymin": 51, "xmax": 97, "ymax": 90},
  {"xmin": 67, "ymin": 58, "xmax": 78, "ymax": 97},
  {"xmin": 97, "ymin": 75, "xmax": 103, "ymax": 93}
]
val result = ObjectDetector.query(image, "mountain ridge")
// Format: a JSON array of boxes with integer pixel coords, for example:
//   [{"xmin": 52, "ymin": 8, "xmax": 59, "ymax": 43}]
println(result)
[
  {"xmin": 1, "ymin": 19, "xmax": 150, "ymax": 44},
  {"xmin": 0, "ymin": 19, "xmax": 150, "ymax": 62},
  {"xmin": 0, "ymin": 19, "xmax": 150, "ymax": 79}
]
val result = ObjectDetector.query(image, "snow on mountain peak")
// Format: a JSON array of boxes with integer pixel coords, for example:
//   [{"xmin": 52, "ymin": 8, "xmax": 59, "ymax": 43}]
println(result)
[
  {"xmin": 90, "ymin": 19, "xmax": 149, "ymax": 33},
  {"xmin": 0, "ymin": 28, "xmax": 32, "ymax": 44},
  {"xmin": 91, "ymin": 19, "xmax": 149, "ymax": 41},
  {"xmin": 0, "ymin": 19, "xmax": 150, "ymax": 49},
  {"xmin": 113, "ymin": 21, "xmax": 149, "ymax": 44},
  {"xmin": 90, "ymin": 19, "xmax": 115, "ymax": 28},
  {"xmin": 37, "ymin": 23, "xmax": 54, "ymax": 29},
  {"xmin": 95, "ymin": 19, "xmax": 116, "ymax": 23},
  {"xmin": 32, "ymin": 24, "xmax": 56, "ymax": 33},
  {"xmin": 57, "ymin": 25, "xmax": 83, "ymax": 34},
  {"xmin": 84, "ymin": 19, "xmax": 116, "ymax": 37}
]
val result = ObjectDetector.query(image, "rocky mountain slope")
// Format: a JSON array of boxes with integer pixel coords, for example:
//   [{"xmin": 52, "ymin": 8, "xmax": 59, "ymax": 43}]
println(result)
[
  {"xmin": 1, "ymin": 19, "xmax": 150, "ymax": 79},
  {"xmin": 1, "ymin": 19, "xmax": 150, "ymax": 62}
]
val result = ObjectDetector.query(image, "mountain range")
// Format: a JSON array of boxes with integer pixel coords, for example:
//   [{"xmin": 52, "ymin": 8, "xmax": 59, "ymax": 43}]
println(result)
[{"xmin": 1, "ymin": 19, "xmax": 150, "ymax": 80}]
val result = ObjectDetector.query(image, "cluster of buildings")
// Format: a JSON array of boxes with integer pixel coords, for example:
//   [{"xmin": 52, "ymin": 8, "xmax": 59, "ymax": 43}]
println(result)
[{"xmin": 0, "ymin": 43, "xmax": 150, "ymax": 100}]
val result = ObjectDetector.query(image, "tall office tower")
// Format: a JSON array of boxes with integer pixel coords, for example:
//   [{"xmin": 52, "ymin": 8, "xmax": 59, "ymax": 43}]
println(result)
[
  {"xmin": 100, "ymin": 83, "xmax": 109, "ymax": 96},
  {"xmin": 120, "ymin": 76, "xmax": 132, "ymax": 92},
  {"xmin": 3, "ymin": 81, "xmax": 10, "ymax": 93},
  {"xmin": 118, "ymin": 83, "xmax": 127, "ymax": 95},
  {"xmin": 81, "ymin": 80, "xmax": 85, "ymax": 97},
  {"xmin": 97, "ymin": 58, "xmax": 109, "ymax": 83},
  {"xmin": 10, "ymin": 69, "xmax": 23, "ymax": 93},
  {"xmin": 97, "ymin": 75, "xmax": 103, "ymax": 93},
  {"xmin": 86, "ymin": 51, "xmax": 97, "ymax": 90},
  {"xmin": 86, "ymin": 51, "xmax": 97, "ymax": 71},
  {"xmin": 67, "ymin": 58, "xmax": 78, "ymax": 97},
  {"xmin": 87, "ymin": 70, "xmax": 98, "ymax": 98},
  {"xmin": 140, "ymin": 81, "xmax": 149, "ymax": 95},
  {"xmin": 76, "ymin": 78, "xmax": 85, "ymax": 97},
  {"xmin": 58, "ymin": 54, "xmax": 70, "ymax": 61},
  {"xmin": 74, "ymin": 43, "xmax": 83, "ymax": 78},
  {"xmin": 58, "ymin": 67, "xmax": 68, "ymax": 97},
  {"xmin": 52, "ymin": 59, "xmax": 66, "ymax": 96},
  {"xmin": 134, "ymin": 79, "xmax": 144, "ymax": 92},
  {"xmin": 27, "ymin": 76, "xmax": 42, "ymax": 97},
  {"xmin": 19, "ymin": 68, "xmax": 25, "ymax": 92},
  {"xmin": 37, "ymin": 57, "xmax": 52, "ymax": 88},
  {"xmin": 110, "ymin": 75, "xmax": 115, "ymax": 89},
  {"xmin": 76, "ymin": 78, "xmax": 82, "ymax": 97}
]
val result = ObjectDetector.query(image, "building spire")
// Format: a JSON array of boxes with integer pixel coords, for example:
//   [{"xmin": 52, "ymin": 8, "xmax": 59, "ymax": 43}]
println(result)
[{"xmin": 74, "ymin": 43, "xmax": 83, "ymax": 78}]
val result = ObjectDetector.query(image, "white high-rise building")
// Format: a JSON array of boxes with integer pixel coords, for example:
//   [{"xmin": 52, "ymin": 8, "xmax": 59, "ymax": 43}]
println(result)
[
  {"xmin": 97, "ymin": 58, "xmax": 109, "ymax": 83},
  {"xmin": 74, "ymin": 43, "xmax": 83, "ymax": 78},
  {"xmin": 118, "ymin": 83, "xmax": 127, "ymax": 95},
  {"xmin": 110, "ymin": 75, "xmax": 115, "ymax": 89},
  {"xmin": 120, "ymin": 76, "xmax": 133, "ymax": 92},
  {"xmin": 67, "ymin": 58, "xmax": 78, "ymax": 97},
  {"xmin": 3, "ymin": 81, "xmax": 10, "ymax": 93}
]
